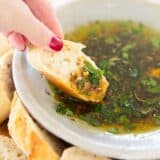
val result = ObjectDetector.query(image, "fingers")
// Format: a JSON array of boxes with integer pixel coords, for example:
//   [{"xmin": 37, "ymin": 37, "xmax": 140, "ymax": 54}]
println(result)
[
  {"xmin": 7, "ymin": 32, "xmax": 26, "ymax": 51},
  {"xmin": 0, "ymin": 0, "xmax": 63, "ymax": 51},
  {"xmin": 11, "ymin": 1, "xmax": 63, "ymax": 51},
  {"xmin": 24, "ymin": 0, "xmax": 64, "ymax": 39}
]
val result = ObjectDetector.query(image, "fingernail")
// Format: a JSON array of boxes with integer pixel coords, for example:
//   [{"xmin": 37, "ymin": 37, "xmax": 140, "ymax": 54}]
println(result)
[{"xmin": 49, "ymin": 36, "xmax": 63, "ymax": 51}]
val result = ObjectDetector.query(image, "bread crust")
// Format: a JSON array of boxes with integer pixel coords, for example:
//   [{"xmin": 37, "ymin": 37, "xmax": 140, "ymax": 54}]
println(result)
[
  {"xmin": 0, "ymin": 52, "xmax": 14, "ymax": 123},
  {"xmin": 8, "ymin": 93, "xmax": 66, "ymax": 160}
]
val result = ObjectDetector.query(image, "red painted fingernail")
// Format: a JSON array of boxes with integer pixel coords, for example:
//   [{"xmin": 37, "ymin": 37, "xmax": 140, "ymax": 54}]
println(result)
[{"xmin": 49, "ymin": 36, "xmax": 63, "ymax": 51}]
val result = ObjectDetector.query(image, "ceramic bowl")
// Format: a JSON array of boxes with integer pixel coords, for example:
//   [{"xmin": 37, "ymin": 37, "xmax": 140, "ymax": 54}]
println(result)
[{"xmin": 13, "ymin": 0, "xmax": 160, "ymax": 159}]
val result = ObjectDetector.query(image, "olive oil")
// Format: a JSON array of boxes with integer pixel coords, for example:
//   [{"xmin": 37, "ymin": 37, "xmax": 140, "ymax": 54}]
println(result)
[{"xmin": 50, "ymin": 21, "xmax": 160, "ymax": 134}]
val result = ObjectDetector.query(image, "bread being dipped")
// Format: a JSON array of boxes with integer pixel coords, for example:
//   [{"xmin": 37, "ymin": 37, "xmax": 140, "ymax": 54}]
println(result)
[{"xmin": 27, "ymin": 40, "xmax": 109, "ymax": 103}]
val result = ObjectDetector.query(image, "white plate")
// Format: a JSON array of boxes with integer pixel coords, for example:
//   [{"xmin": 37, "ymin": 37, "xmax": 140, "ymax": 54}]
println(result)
[{"xmin": 13, "ymin": 0, "xmax": 160, "ymax": 159}]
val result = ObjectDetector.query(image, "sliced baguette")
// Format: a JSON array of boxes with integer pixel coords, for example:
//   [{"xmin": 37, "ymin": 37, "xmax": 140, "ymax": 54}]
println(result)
[
  {"xmin": 27, "ymin": 40, "xmax": 109, "ymax": 102},
  {"xmin": 8, "ymin": 92, "xmax": 66, "ymax": 160},
  {"xmin": 0, "ymin": 34, "xmax": 12, "ymax": 58},
  {"xmin": 0, "ymin": 135, "xmax": 27, "ymax": 160},
  {"xmin": 61, "ymin": 147, "xmax": 111, "ymax": 160},
  {"xmin": 0, "ymin": 52, "xmax": 14, "ymax": 124}
]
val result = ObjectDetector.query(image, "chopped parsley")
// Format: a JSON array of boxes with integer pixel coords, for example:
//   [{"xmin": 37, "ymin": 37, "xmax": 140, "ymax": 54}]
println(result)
[
  {"xmin": 151, "ymin": 37, "xmax": 160, "ymax": 49},
  {"xmin": 56, "ymin": 102, "xmax": 74, "ymax": 116},
  {"xmin": 83, "ymin": 61, "xmax": 103, "ymax": 86}
]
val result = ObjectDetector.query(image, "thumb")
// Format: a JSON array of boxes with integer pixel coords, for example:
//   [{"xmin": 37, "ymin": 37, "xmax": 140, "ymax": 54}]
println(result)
[{"xmin": 11, "ymin": 1, "xmax": 63, "ymax": 51}]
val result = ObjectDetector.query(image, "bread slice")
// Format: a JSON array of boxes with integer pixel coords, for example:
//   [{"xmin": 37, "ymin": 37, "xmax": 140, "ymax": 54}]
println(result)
[
  {"xmin": 27, "ymin": 40, "xmax": 109, "ymax": 102},
  {"xmin": 61, "ymin": 147, "xmax": 111, "ymax": 160},
  {"xmin": 0, "ymin": 52, "xmax": 14, "ymax": 124},
  {"xmin": 0, "ymin": 135, "xmax": 27, "ymax": 160},
  {"xmin": 8, "ymin": 93, "xmax": 66, "ymax": 160},
  {"xmin": 0, "ymin": 34, "xmax": 12, "ymax": 58}
]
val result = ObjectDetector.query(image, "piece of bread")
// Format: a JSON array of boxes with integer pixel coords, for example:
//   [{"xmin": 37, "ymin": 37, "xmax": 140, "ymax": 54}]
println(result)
[
  {"xmin": 27, "ymin": 40, "xmax": 109, "ymax": 102},
  {"xmin": 0, "ymin": 52, "xmax": 14, "ymax": 124},
  {"xmin": 8, "ymin": 93, "xmax": 66, "ymax": 160},
  {"xmin": 0, "ymin": 34, "xmax": 12, "ymax": 58},
  {"xmin": 0, "ymin": 135, "xmax": 27, "ymax": 160},
  {"xmin": 61, "ymin": 147, "xmax": 111, "ymax": 160}
]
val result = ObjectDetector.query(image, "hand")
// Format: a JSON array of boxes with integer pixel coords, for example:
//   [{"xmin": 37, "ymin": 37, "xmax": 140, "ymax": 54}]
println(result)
[{"xmin": 0, "ymin": 0, "xmax": 64, "ymax": 51}]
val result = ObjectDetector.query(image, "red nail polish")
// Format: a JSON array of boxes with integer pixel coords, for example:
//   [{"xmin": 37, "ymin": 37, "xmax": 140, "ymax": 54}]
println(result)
[{"xmin": 49, "ymin": 37, "xmax": 63, "ymax": 51}]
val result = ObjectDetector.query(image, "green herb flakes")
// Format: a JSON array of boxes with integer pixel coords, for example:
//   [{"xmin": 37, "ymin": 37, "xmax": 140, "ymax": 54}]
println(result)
[
  {"xmin": 151, "ymin": 37, "xmax": 160, "ymax": 49},
  {"xmin": 129, "ymin": 67, "xmax": 139, "ymax": 78},
  {"xmin": 121, "ymin": 43, "xmax": 136, "ymax": 59},
  {"xmin": 56, "ymin": 103, "xmax": 73, "ymax": 116},
  {"xmin": 83, "ymin": 61, "xmax": 103, "ymax": 86}
]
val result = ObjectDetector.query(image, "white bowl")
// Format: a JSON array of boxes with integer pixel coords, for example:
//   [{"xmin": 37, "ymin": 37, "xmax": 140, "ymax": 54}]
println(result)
[{"xmin": 13, "ymin": 0, "xmax": 160, "ymax": 159}]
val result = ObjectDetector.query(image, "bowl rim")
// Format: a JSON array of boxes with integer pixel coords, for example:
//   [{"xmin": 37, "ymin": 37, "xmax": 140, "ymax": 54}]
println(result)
[{"xmin": 13, "ymin": 0, "xmax": 160, "ymax": 159}]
